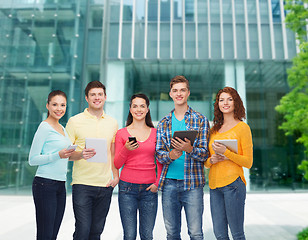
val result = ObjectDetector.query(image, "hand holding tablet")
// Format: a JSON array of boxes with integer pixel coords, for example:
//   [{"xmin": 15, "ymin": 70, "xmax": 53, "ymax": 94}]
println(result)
[
  {"xmin": 171, "ymin": 130, "xmax": 198, "ymax": 149},
  {"xmin": 213, "ymin": 139, "xmax": 238, "ymax": 155}
]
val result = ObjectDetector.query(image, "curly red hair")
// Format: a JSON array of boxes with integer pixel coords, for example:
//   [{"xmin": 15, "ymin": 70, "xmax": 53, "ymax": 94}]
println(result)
[{"xmin": 212, "ymin": 87, "xmax": 246, "ymax": 133}]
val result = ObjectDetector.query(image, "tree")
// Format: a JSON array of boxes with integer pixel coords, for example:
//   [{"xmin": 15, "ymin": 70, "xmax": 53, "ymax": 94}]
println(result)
[{"xmin": 275, "ymin": 0, "xmax": 308, "ymax": 180}]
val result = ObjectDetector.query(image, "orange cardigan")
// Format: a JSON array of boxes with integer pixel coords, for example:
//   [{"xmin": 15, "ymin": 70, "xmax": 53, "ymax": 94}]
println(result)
[{"xmin": 205, "ymin": 121, "xmax": 253, "ymax": 189}]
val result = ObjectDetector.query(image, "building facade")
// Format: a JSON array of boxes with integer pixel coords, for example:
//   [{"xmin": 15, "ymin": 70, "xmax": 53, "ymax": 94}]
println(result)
[{"xmin": 0, "ymin": 0, "xmax": 306, "ymax": 193}]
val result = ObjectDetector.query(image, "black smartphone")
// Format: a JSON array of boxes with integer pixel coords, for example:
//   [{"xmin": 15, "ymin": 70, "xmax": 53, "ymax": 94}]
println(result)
[{"xmin": 128, "ymin": 136, "xmax": 137, "ymax": 144}]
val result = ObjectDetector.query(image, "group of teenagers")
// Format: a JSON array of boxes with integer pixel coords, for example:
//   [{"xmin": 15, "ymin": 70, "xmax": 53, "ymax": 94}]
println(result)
[{"xmin": 29, "ymin": 75, "xmax": 253, "ymax": 240}]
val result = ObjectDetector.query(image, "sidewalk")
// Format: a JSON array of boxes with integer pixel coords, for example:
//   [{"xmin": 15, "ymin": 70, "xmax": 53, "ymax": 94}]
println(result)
[{"xmin": 0, "ymin": 192, "xmax": 307, "ymax": 240}]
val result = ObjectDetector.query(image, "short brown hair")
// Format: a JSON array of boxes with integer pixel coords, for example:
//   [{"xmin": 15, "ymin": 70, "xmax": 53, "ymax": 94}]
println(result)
[
  {"xmin": 85, "ymin": 81, "xmax": 106, "ymax": 97},
  {"xmin": 170, "ymin": 75, "xmax": 190, "ymax": 90}
]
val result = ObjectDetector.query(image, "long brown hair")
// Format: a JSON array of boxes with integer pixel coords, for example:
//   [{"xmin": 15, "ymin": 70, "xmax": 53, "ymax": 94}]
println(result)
[
  {"xmin": 212, "ymin": 87, "xmax": 246, "ymax": 133},
  {"xmin": 126, "ymin": 93, "xmax": 154, "ymax": 128}
]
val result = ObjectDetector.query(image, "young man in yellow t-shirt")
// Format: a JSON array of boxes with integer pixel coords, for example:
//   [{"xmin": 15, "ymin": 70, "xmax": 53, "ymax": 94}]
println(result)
[{"xmin": 66, "ymin": 81, "xmax": 119, "ymax": 239}]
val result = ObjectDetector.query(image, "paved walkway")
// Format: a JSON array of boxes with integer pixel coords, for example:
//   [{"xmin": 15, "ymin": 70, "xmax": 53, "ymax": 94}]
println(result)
[{"xmin": 0, "ymin": 192, "xmax": 307, "ymax": 240}]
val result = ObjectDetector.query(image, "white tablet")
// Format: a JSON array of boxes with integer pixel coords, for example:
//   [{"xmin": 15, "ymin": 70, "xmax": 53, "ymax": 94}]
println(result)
[
  {"xmin": 214, "ymin": 139, "xmax": 238, "ymax": 153},
  {"xmin": 85, "ymin": 138, "xmax": 108, "ymax": 163}
]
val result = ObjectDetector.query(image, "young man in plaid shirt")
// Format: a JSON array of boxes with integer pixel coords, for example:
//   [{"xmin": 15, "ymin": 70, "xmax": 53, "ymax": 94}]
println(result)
[{"xmin": 156, "ymin": 75, "xmax": 210, "ymax": 240}]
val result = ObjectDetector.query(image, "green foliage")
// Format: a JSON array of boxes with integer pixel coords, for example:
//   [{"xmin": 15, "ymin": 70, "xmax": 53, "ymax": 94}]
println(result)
[
  {"xmin": 297, "ymin": 226, "xmax": 308, "ymax": 240},
  {"xmin": 275, "ymin": 42, "xmax": 308, "ymax": 152},
  {"xmin": 298, "ymin": 160, "xmax": 308, "ymax": 180},
  {"xmin": 275, "ymin": 0, "xmax": 308, "ymax": 180},
  {"xmin": 285, "ymin": 0, "xmax": 308, "ymax": 42}
]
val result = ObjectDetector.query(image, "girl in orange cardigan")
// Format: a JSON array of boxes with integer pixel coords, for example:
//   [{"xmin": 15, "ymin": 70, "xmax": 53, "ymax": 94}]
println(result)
[{"xmin": 205, "ymin": 87, "xmax": 253, "ymax": 240}]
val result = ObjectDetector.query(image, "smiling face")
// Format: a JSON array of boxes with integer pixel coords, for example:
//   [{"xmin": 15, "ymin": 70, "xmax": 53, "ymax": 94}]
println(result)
[
  {"xmin": 85, "ymin": 87, "xmax": 106, "ymax": 111},
  {"xmin": 218, "ymin": 92, "xmax": 235, "ymax": 115},
  {"xmin": 130, "ymin": 97, "xmax": 149, "ymax": 122},
  {"xmin": 46, "ymin": 95, "xmax": 67, "ymax": 120},
  {"xmin": 169, "ymin": 82, "xmax": 190, "ymax": 106}
]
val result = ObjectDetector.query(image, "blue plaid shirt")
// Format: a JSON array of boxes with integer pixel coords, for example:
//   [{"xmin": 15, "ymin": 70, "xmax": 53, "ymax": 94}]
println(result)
[{"xmin": 156, "ymin": 106, "xmax": 210, "ymax": 190}]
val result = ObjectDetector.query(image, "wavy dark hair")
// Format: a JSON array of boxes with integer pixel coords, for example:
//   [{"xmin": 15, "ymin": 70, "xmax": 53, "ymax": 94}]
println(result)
[
  {"xmin": 212, "ymin": 87, "xmax": 246, "ymax": 133},
  {"xmin": 47, "ymin": 90, "xmax": 67, "ymax": 117},
  {"xmin": 126, "ymin": 93, "xmax": 154, "ymax": 128}
]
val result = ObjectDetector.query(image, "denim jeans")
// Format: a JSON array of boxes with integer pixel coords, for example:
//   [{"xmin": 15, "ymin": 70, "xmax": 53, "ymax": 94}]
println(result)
[
  {"xmin": 161, "ymin": 179, "xmax": 204, "ymax": 240},
  {"xmin": 118, "ymin": 180, "xmax": 158, "ymax": 240},
  {"xmin": 72, "ymin": 184, "xmax": 114, "ymax": 240},
  {"xmin": 32, "ymin": 176, "xmax": 66, "ymax": 240},
  {"xmin": 210, "ymin": 177, "xmax": 246, "ymax": 240}
]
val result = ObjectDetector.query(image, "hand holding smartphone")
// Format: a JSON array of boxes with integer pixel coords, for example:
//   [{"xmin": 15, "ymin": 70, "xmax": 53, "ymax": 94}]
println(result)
[
  {"xmin": 128, "ymin": 137, "xmax": 137, "ymax": 144},
  {"xmin": 66, "ymin": 145, "xmax": 77, "ymax": 151},
  {"xmin": 127, "ymin": 136, "xmax": 139, "ymax": 150}
]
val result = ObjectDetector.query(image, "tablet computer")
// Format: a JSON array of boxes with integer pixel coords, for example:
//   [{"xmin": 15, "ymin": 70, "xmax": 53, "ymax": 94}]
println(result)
[
  {"xmin": 171, "ymin": 130, "xmax": 198, "ymax": 149},
  {"xmin": 85, "ymin": 138, "xmax": 108, "ymax": 163},
  {"xmin": 214, "ymin": 139, "xmax": 238, "ymax": 153}
]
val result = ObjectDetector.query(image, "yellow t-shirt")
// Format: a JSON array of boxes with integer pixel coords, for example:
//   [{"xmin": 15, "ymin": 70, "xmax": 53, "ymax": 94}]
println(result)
[
  {"xmin": 205, "ymin": 121, "xmax": 253, "ymax": 189},
  {"xmin": 66, "ymin": 109, "xmax": 118, "ymax": 187}
]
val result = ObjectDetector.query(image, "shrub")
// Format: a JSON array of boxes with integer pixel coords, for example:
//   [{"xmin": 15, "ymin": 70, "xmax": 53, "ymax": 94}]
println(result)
[{"xmin": 297, "ymin": 227, "xmax": 308, "ymax": 240}]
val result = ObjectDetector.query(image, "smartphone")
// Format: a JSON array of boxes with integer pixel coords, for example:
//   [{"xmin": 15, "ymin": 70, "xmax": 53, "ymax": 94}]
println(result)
[
  {"xmin": 128, "ymin": 137, "xmax": 137, "ymax": 144},
  {"xmin": 66, "ymin": 145, "xmax": 77, "ymax": 151}
]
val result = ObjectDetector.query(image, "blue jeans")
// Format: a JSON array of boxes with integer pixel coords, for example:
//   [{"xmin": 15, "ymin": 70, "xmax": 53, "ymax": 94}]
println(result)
[
  {"xmin": 118, "ymin": 180, "xmax": 158, "ymax": 240},
  {"xmin": 210, "ymin": 177, "xmax": 246, "ymax": 240},
  {"xmin": 32, "ymin": 176, "xmax": 66, "ymax": 240},
  {"xmin": 72, "ymin": 184, "xmax": 114, "ymax": 240},
  {"xmin": 162, "ymin": 179, "xmax": 204, "ymax": 240}
]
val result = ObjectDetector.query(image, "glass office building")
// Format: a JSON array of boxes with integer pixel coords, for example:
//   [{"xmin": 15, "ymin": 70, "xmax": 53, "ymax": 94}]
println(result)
[{"xmin": 0, "ymin": 0, "xmax": 306, "ymax": 193}]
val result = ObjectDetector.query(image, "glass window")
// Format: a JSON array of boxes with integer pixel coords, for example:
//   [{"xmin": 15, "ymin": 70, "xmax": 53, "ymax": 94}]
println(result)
[
  {"xmin": 198, "ymin": 23, "xmax": 208, "ymax": 59},
  {"xmin": 248, "ymin": 24, "xmax": 259, "ymax": 59},
  {"xmin": 259, "ymin": 0, "xmax": 269, "ymax": 24},
  {"xmin": 108, "ymin": 23, "xmax": 119, "ymax": 58},
  {"xmin": 261, "ymin": 25, "xmax": 272, "ymax": 59},
  {"xmin": 161, "ymin": 0, "xmax": 171, "ymax": 21},
  {"xmin": 148, "ymin": 0, "xmax": 158, "ymax": 21},
  {"xmin": 110, "ymin": 2, "xmax": 120, "ymax": 22},
  {"xmin": 185, "ymin": 23, "xmax": 195, "ymax": 59},
  {"xmin": 147, "ymin": 23, "xmax": 157, "ymax": 58},
  {"xmin": 271, "ymin": 0, "xmax": 281, "ymax": 23},
  {"xmin": 173, "ymin": 0, "xmax": 182, "ymax": 21},
  {"xmin": 87, "ymin": 30, "xmax": 102, "ymax": 64},
  {"xmin": 236, "ymin": 24, "xmax": 246, "ymax": 59},
  {"xmin": 235, "ymin": 0, "xmax": 245, "ymax": 23},
  {"xmin": 246, "ymin": 0, "xmax": 257, "ymax": 24},
  {"xmin": 89, "ymin": 5, "xmax": 103, "ymax": 28},
  {"xmin": 210, "ymin": 0, "xmax": 220, "ymax": 23},
  {"xmin": 0, "ymin": 1, "xmax": 85, "ymax": 192},
  {"xmin": 185, "ymin": 0, "xmax": 194, "ymax": 22},
  {"xmin": 222, "ymin": 0, "xmax": 232, "ymax": 23},
  {"xmin": 124, "ymin": 61, "xmax": 221, "ymax": 121},
  {"xmin": 245, "ymin": 61, "xmax": 303, "ymax": 190},
  {"xmin": 123, "ymin": 0, "xmax": 133, "ymax": 21},
  {"xmin": 160, "ymin": 23, "xmax": 170, "ymax": 59},
  {"xmin": 286, "ymin": 28, "xmax": 296, "ymax": 59},
  {"xmin": 135, "ymin": 0, "xmax": 145, "ymax": 20},
  {"xmin": 211, "ymin": 24, "xmax": 221, "ymax": 59},
  {"xmin": 223, "ymin": 24, "xmax": 234, "ymax": 59},
  {"xmin": 121, "ymin": 23, "xmax": 132, "ymax": 58},
  {"xmin": 134, "ymin": 22, "xmax": 145, "ymax": 58},
  {"xmin": 273, "ymin": 24, "xmax": 284, "ymax": 59},
  {"xmin": 197, "ymin": 0, "xmax": 208, "ymax": 23},
  {"xmin": 173, "ymin": 23, "xmax": 183, "ymax": 59}
]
